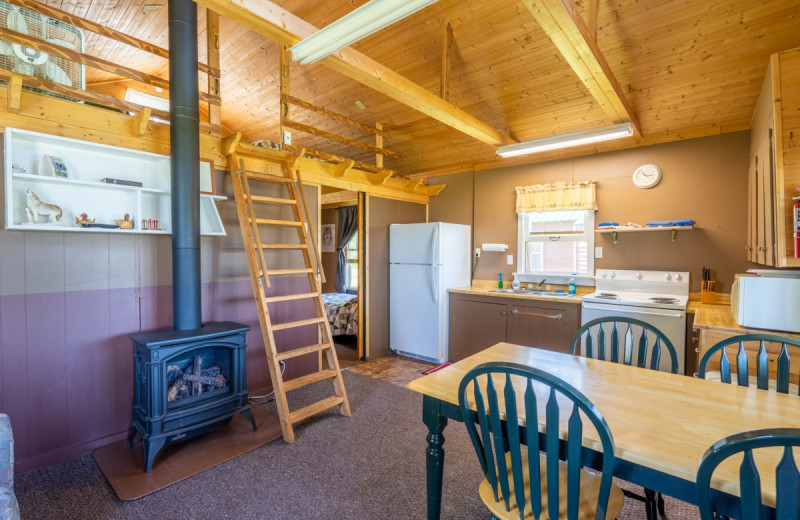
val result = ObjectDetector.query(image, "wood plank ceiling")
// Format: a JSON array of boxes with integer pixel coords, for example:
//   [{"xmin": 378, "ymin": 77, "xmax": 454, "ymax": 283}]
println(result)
[{"xmin": 33, "ymin": 0, "xmax": 800, "ymax": 178}]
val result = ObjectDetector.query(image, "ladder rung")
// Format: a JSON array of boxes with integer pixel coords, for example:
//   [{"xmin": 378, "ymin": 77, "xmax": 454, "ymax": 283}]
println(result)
[
  {"xmin": 252, "ymin": 218, "xmax": 302, "ymax": 227},
  {"xmin": 266, "ymin": 292, "xmax": 319, "ymax": 303},
  {"xmin": 269, "ymin": 268, "xmax": 313, "ymax": 276},
  {"xmin": 289, "ymin": 395, "xmax": 345, "ymax": 423},
  {"xmin": 272, "ymin": 316, "xmax": 326, "ymax": 331},
  {"xmin": 245, "ymin": 171, "xmax": 291, "ymax": 183},
  {"xmin": 259, "ymin": 243, "xmax": 309, "ymax": 250},
  {"xmin": 278, "ymin": 342, "xmax": 331, "ymax": 361},
  {"xmin": 283, "ymin": 369, "xmax": 339, "ymax": 393},
  {"xmin": 248, "ymin": 195, "xmax": 297, "ymax": 205}
]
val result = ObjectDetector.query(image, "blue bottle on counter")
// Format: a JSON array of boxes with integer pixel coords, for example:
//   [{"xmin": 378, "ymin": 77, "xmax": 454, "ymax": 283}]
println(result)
[
  {"xmin": 568, "ymin": 275, "xmax": 577, "ymax": 295},
  {"xmin": 498, "ymin": 273, "xmax": 503, "ymax": 289}
]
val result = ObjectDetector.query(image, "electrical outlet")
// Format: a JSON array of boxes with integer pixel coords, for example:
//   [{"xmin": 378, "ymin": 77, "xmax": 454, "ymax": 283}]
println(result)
[
  {"xmin": 595, "ymin": 246, "xmax": 603, "ymax": 259},
  {"xmin": 475, "ymin": 248, "xmax": 481, "ymax": 258},
  {"xmin": 282, "ymin": 130, "xmax": 292, "ymax": 145},
  {"xmin": 507, "ymin": 254, "xmax": 514, "ymax": 265}
]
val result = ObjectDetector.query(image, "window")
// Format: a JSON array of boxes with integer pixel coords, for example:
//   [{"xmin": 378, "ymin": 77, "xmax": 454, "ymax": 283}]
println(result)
[
  {"xmin": 345, "ymin": 232, "xmax": 358, "ymax": 291},
  {"xmin": 516, "ymin": 210, "xmax": 594, "ymax": 281}
]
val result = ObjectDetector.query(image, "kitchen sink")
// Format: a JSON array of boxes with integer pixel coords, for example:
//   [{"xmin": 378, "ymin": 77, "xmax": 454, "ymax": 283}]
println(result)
[{"xmin": 489, "ymin": 289, "xmax": 574, "ymax": 298}]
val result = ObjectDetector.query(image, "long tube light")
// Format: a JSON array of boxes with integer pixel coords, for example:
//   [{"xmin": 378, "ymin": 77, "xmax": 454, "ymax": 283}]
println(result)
[
  {"xmin": 289, "ymin": 0, "xmax": 441, "ymax": 65},
  {"xmin": 496, "ymin": 122, "xmax": 633, "ymax": 158}
]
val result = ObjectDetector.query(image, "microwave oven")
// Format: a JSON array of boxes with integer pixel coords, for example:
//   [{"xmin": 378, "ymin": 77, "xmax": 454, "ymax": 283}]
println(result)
[{"xmin": 731, "ymin": 274, "xmax": 800, "ymax": 333}]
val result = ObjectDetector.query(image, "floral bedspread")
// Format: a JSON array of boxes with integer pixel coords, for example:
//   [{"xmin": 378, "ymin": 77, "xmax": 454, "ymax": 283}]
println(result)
[{"xmin": 322, "ymin": 293, "xmax": 358, "ymax": 336}]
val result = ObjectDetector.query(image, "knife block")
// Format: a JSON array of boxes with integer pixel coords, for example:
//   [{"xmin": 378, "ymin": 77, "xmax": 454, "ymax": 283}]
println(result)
[{"xmin": 701, "ymin": 280, "xmax": 716, "ymax": 304}]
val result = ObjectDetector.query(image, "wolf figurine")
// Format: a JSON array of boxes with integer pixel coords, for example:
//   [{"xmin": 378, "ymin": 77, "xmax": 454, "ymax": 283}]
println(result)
[{"xmin": 25, "ymin": 189, "xmax": 63, "ymax": 223}]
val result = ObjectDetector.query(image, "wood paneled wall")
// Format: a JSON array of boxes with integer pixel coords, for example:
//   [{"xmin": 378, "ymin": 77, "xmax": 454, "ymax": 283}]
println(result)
[{"xmin": 429, "ymin": 132, "xmax": 758, "ymax": 292}]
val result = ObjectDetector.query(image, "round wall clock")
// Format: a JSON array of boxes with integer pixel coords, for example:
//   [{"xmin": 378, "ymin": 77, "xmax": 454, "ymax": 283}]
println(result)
[{"xmin": 632, "ymin": 164, "xmax": 662, "ymax": 189}]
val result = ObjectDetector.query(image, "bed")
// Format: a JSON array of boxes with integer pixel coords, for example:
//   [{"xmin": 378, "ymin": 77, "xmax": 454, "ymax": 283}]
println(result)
[{"xmin": 322, "ymin": 293, "xmax": 358, "ymax": 336}]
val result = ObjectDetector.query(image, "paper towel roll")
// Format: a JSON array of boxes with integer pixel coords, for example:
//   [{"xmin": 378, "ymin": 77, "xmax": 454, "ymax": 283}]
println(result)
[{"xmin": 481, "ymin": 243, "xmax": 508, "ymax": 252}]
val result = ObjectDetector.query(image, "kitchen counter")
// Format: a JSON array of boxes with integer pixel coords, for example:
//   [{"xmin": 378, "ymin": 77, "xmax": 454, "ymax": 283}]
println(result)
[{"xmin": 448, "ymin": 283, "xmax": 588, "ymax": 305}]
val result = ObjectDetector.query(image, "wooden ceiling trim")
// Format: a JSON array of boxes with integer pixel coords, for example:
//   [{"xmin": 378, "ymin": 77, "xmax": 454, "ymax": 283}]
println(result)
[
  {"xmin": 321, "ymin": 190, "xmax": 358, "ymax": 205},
  {"xmin": 521, "ymin": 0, "xmax": 640, "ymax": 133},
  {"xmin": 191, "ymin": 0, "xmax": 515, "ymax": 147}
]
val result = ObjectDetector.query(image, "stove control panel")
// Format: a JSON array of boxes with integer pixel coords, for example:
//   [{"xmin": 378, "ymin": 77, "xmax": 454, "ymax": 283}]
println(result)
[{"xmin": 595, "ymin": 269, "xmax": 690, "ymax": 296}]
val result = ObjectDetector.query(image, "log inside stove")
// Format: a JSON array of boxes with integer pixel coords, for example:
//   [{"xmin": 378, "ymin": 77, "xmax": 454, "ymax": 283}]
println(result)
[{"xmin": 167, "ymin": 355, "xmax": 227, "ymax": 403}]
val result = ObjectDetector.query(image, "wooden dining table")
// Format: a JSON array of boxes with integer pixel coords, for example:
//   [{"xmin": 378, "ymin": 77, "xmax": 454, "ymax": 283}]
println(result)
[{"xmin": 408, "ymin": 342, "xmax": 800, "ymax": 520}]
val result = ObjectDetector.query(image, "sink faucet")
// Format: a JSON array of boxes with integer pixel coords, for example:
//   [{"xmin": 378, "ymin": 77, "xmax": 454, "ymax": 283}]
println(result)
[{"xmin": 536, "ymin": 279, "xmax": 546, "ymax": 289}]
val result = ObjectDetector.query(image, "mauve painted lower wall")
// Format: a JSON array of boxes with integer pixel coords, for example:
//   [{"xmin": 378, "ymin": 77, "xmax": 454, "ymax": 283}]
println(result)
[{"xmin": 0, "ymin": 276, "xmax": 317, "ymax": 473}]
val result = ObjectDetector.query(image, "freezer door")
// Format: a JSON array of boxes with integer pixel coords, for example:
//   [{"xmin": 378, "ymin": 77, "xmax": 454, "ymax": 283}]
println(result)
[
  {"xmin": 390, "ymin": 222, "xmax": 440, "ymax": 265},
  {"xmin": 389, "ymin": 263, "xmax": 445, "ymax": 362}
]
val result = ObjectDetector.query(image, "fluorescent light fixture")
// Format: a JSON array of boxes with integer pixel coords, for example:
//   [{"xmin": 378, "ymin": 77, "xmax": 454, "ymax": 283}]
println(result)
[
  {"xmin": 496, "ymin": 122, "xmax": 633, "ymax": 158},
  {"xmin": 289, "ymin": 0, "xmax": 441, "ymax": 65}
]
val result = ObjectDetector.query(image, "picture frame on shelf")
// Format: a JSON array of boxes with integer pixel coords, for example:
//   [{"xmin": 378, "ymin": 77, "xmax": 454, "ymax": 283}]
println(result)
[
  {"xmin": 200, "ymin": 159, "xmax": 215, "ymax": 195},
  {"xmin": 41, "ymin": 154, "xmax": 69, "ymax": 178}
]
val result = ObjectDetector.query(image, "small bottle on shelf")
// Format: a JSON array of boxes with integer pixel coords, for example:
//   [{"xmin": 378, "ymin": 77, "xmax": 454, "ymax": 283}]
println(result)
[{"xmin": 497, "ymin": 273, "xmax": 503, "ymax": 289}]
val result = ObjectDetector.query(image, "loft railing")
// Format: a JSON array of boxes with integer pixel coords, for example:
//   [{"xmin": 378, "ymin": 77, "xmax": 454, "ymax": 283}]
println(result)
[{"xmin": 0, "ymin": 0, "xmax": 221, "ymax": 136}]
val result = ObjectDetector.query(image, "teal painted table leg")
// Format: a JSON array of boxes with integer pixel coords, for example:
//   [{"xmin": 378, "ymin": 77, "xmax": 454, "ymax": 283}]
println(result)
[{"xmin": 423, "ymin": 394, "xmax": 448, "ymax": 520}]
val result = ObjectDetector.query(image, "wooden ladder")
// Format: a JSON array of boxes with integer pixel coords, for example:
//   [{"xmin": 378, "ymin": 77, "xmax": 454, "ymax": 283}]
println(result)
[{"xmin": 228, "ymin": 152, "xmax": 351, "ymax": 443}]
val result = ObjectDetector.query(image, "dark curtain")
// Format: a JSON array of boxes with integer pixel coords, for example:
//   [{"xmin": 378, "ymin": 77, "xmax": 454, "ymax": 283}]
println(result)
[{"xmin": 335, "ymin": 205, "xmax": 358, "ymax": 293}]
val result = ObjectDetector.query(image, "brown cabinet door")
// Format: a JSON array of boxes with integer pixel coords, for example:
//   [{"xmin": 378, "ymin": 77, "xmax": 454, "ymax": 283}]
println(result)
[
  {"xmin": 506, "ymin": 302, "xmax": 580, "ymax": 353},
  {"xmin": 685, "ymin": 312, "xmax": 698, "ymax": 377},
  {"xmin": 448, "ymin": 294, "xmax": 507, "ymax": 362}
]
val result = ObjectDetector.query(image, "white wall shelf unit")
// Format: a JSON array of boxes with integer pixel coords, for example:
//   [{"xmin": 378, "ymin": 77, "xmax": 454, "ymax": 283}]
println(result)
[
  {"xmin": 596, "ymin": 225, "xmax": 695, "ymax": 244},
  {"xmin": 3, "ymin": 128, "xmax": 226, "ymax": 236}
]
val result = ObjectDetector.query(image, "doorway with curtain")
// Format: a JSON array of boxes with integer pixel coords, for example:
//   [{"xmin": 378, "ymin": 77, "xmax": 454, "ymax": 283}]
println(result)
[{"xmin": 319, "ymin": 189, "xmax": 364, "ymax": 369}]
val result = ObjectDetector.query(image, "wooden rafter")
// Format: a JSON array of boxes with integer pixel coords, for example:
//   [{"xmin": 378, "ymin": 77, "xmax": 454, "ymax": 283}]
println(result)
[
  {"xmin": 191, "ymin": 0, "xmax": 515, "ymax": 147},
  {"xmin": 522, "ymin": 0, "xmax": 639, "ymax": 134},
  {"xmin": 587, "ymin": 0, "xmax": 599, "ymax": 42}
]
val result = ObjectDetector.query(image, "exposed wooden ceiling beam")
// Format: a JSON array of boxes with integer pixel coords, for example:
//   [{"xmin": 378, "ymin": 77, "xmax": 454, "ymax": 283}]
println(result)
[
  {"xmin": 522, "ymin": 0, "xmax": 640, "ymax": 134},
  {"xmin": 192, "ymin": 0, "xmax": 514, "ymax": 147}
]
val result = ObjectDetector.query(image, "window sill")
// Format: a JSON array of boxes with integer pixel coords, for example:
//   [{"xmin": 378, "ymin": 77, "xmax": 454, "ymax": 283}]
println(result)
[{"xmin": 513, "ymin": 272, "xmax": 595, "ymax": 287}]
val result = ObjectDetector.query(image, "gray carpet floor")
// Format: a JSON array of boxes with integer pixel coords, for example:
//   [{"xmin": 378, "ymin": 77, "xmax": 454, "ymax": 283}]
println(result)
[{"xmin": 13, "ymin": 370, "xmax": 700, "ymax": 519}]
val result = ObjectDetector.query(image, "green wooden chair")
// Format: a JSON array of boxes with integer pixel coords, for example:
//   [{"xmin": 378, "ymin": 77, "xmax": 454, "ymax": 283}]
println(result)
[
  {"xmin": 569, "ymin": 317, "xmax": 679, "ymax": 373},
  {"xmin": 570, "ymin": 317, "xmax": 679, "ymax": 519},
  {"xmin": 457, "ymin": 362, "xmax": 624, "ymax": 520},
  {"xmin": 698, "ymin": 334, "xmax": 800, "ymax": 394},
  {"xmin": 696, "ymin": 428, "xmax": 800, "ymax": 520}
]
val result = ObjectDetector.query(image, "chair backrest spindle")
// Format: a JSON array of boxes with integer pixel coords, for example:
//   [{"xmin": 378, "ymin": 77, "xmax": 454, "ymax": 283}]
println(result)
[{"xmin": 570, "ymin": 317, "xmax": 679, "ymax": 374}]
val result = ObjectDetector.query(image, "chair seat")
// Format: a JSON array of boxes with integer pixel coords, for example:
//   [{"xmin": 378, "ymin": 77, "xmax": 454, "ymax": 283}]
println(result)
[
  {"xmin": 703, "ymin": 371, "xmax": 799, "ymax": 394},
  {"xmin": 479, "ymin": 451, "xmax": 625, "ymax": 520}
]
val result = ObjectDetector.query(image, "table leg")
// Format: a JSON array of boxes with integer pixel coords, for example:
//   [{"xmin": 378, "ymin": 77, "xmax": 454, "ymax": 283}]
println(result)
[{"xmin": 423, "ymin": 395, "xmax": 448, "ymax": 520}]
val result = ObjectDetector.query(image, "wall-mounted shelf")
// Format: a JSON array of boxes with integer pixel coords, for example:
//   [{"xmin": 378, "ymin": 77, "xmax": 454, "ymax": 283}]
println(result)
[
  {"xmin": 3, "ymin": 128, "xmax": 226, "ymax": 236},
  {"xmin": 596, "ymin": 225, "xmax": 695, "ymax": 244}
]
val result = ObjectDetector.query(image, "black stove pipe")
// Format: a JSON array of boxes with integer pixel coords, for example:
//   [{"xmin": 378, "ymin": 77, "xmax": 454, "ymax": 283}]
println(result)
[{"xmin": 168, "ymin": 0, "xmax": 201, "ymax": 330}]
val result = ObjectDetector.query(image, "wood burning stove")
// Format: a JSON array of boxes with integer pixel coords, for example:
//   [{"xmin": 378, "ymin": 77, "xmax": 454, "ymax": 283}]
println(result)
[{"xmin": 129, "ymin": 321, "xmax": 256, "ymax": 472}]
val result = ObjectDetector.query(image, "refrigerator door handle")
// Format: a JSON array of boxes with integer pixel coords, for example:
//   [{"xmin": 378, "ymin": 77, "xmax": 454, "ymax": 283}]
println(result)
[
  {"xmin": 430, "ymin": 224, "xmax": 438, "ymax": 266},
  {"xmin": 432, "ymin": 265, "xmax": 439, "ymax": 304}
]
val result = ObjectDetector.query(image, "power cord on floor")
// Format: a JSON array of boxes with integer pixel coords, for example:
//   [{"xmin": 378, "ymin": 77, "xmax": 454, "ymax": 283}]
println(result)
[{"xmin": 248, "ymin": 360, "xmax": 286, "ymax": 402}]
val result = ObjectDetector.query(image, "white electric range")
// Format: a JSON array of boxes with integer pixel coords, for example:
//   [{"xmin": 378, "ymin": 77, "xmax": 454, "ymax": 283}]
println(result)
[{"xmin": 581, "ymin": 269, "xmax": 689, "ymax": 374}]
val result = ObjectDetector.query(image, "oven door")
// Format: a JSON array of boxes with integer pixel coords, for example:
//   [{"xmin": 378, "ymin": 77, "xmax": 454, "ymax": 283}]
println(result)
[{"xmin": 580, "ymin": 302, "xmax": 686, "ymax": 375}]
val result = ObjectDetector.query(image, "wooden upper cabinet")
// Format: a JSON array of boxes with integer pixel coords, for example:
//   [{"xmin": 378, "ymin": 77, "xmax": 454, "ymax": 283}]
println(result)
[{"xmin": 749, "ymin": 48, "xmax": 800, "ymax": 267}]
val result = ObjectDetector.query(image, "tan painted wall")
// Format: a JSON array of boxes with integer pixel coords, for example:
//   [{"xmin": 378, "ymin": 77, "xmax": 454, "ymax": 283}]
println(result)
[
  {"xmin": 321, "ymin": 208, "xmax": 338, "ymax": 293},
  {"xmin": 367, "ymin": 196, "xmax": 427, "ymax": 358},
  {"xmin": 429, "ymin": 132, "xmax": 757, "ymax": 292}
]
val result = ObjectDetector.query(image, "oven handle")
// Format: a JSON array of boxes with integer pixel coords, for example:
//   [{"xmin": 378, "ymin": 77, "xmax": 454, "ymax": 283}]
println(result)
[{"xmin": 582, "ymin": 302, "xmax": 684, "ymax": 319}]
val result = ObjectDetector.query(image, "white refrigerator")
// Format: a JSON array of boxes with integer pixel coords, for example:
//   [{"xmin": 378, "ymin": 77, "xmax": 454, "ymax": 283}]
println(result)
[{"xmin": 389, "ymin": 222, "xmax": 471, "ymax": 363}]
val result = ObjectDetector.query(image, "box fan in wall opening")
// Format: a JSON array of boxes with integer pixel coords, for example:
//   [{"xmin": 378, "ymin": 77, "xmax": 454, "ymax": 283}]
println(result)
[{"xmin": 0, "ymin": 0, "xmax": 85, "ymax": 94}]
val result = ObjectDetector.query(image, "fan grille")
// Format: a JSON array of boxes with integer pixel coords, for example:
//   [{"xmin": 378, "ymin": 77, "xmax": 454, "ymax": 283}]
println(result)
[{"xmin": 0, "ymin": 0, "xmax": 84, "ymax": 89}]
